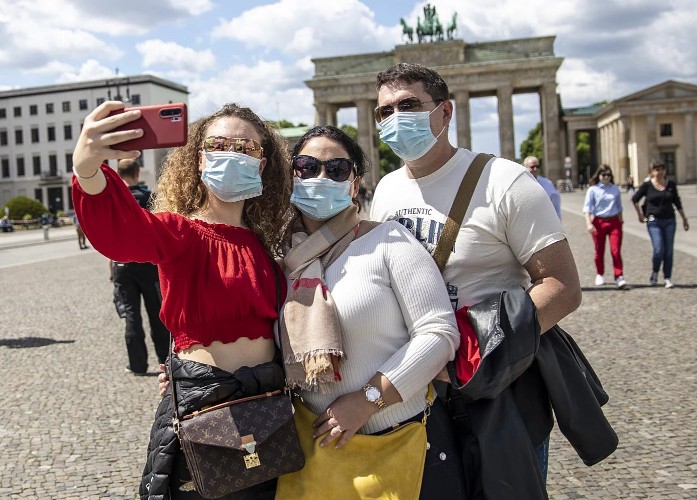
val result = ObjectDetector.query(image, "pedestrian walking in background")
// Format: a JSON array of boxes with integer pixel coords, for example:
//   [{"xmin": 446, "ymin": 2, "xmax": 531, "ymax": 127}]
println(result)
[
  {"xmin": 110, "ymin": 158, "xmax": 170, "ymax": 375},
  {"xmin": 583, "ymin": 165, "xmax": 627, "ymax": 289},
  {"xmin": 523, "ymin": 155, "xmax": 562, "ymax": 219},
  {"xmin": 631, "ymin": 160, "xmax": 690, "ymax": 288},
  {"xmin": 72, "ymin": 213, "xmax": 88, "ymax": 249}
]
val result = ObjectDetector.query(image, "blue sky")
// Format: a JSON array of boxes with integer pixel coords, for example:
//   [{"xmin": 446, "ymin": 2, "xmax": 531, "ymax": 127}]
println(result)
[{"xmin": 1, "ymin": 0, "xmax": 695, "ymax": 156}]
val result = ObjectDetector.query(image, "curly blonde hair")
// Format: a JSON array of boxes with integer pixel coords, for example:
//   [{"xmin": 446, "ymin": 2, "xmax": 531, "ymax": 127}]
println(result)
[{"xmin": 153, "ymin": 103, "xmax": 293, "ymax": 256}]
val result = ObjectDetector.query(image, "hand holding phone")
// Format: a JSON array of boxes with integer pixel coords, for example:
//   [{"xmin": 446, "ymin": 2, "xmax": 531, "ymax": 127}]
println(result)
[{"xmin": 109, "ymin": 103, "xmax": 188, "ymax": 150}]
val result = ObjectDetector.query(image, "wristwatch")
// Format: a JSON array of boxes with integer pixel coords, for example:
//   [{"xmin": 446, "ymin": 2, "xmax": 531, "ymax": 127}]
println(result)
[{"xmin": 362, "ymin": 384, "xmax": 387, "ymax": 410}]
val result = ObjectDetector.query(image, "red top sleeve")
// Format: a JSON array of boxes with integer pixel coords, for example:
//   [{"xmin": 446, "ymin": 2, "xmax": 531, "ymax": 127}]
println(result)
[{"xmin": 72, "ymin": 164, "xmax": 193, "ymax": 264}]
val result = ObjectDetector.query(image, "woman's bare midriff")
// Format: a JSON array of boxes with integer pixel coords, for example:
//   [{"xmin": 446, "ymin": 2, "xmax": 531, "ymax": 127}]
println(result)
[{"xmin": 178, "ymin": 337, "xmax": 276, "ymax": 374}]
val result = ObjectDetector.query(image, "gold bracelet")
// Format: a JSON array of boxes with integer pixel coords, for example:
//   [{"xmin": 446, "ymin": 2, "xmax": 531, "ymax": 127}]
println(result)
[{"xmin": 72, "ymin": 166, "xmax": 100, "ymax": 179}]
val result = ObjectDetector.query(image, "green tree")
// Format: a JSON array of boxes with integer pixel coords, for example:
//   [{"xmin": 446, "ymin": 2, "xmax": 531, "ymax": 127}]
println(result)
[
  {"xmin": 338, "ymin": 124, "xmax": 400, "ymax": 179},
  {"xmin": 378, "ymin": 140, "xmax": 401, "ymax": 178},
  {"xmin": 519, "ymin": 122, "xmax": 543, "ymax": 164},
  {"xmin": 576, "ymin": 131, "xmax": 591, "ymax": 170},
  {"xmin": 2, "ymin": 196, "xmax": 48, "ymax": 219},
  {"xmin": 268, "ymin": 119, "xmax": 308, "ymax": 129},
  {"xmin": 340, "ymin": 124, "xmax": 357, "ymax": 140}
]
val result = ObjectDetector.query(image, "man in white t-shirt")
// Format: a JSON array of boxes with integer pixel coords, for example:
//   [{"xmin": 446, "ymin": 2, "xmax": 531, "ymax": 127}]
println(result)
[
  {"xmin": 523, "ymin": 155, "xmax": 562, "ymax": 219},
  {"xmin": 370, "ymin": 62, "xmax": 582, "ymax": 493}
]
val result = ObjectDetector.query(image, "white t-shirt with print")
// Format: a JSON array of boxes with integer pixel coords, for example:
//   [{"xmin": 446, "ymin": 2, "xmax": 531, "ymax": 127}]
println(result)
[{"xmin": 370, "ymin": 148, "xmax": 566, "ymax": 309}]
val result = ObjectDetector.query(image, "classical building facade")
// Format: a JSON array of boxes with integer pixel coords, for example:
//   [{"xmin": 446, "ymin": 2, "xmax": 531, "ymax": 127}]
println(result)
[
  {"xmin": 564, "ymin": 80, "xmax": 697, "ymax": 185},
  {"xmin": 0, "ymin": 75, "xmax": 188, "ymax": 212},
  {"xmin": 306, "ymin": 37, "xmax": 564, "ymax": 188}
]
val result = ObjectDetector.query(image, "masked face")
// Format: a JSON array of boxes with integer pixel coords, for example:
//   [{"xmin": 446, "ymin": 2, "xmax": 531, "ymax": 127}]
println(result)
[
  {"xmin": 378, "ymin": 102, "xmax": 445, "ymax": 161},
  {"xmin": 200, "ymin": 151, "xmax": 262, "ymax": 202},
  {"xmin": 290, "ymin": 177, "xmax": 354, "ymax": 221}
]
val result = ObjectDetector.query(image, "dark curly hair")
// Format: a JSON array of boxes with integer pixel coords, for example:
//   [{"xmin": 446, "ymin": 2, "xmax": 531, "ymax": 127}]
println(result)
[{"xmin": 153, "ymin": 103, "xmax": 293, "ymax": 256}]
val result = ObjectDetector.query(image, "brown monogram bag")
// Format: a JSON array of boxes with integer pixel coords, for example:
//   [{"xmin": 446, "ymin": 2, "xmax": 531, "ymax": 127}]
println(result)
[
  {"xmin": 169, "ymin": 260, "xmax": 305, "ymax": 499},
  {"xmin": 173, "ymin": 389, "xmax": 304, "ymax": 499}
]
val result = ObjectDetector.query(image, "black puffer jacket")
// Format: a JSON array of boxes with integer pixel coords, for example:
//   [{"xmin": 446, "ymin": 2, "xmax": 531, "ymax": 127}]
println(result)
[{"xmin": 139, "ymin": 356, "xmax": 285, "ymax": 499}]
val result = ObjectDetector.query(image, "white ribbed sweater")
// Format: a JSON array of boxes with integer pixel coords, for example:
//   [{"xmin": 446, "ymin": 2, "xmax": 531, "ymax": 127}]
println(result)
[{"xmin": 291, "ymin": 221, "xmax": 459, "ymax": 434}]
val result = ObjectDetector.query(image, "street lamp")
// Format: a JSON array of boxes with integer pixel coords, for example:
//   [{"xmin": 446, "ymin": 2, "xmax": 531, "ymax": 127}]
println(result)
[{"xmin": 106, "ymin": 69, "xmax": 131, "ymax": 103}]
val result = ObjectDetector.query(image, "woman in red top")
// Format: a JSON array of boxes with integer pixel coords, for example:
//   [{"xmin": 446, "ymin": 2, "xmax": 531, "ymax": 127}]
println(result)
[{"xmin": 72, "ymin": 101, "xmax": 292, "ymax": 499}]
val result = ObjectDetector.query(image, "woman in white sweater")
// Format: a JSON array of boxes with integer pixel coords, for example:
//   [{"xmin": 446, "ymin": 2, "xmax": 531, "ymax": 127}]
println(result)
[{"xmin": 282, "ymin": 125, "xmax": 464, "ymax": 497}]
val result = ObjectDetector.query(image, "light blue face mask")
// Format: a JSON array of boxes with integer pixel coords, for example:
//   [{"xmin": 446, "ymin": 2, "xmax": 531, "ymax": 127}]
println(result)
[
  {"xmin": 290, "ymin": 177, "xmax": 353, "ymax": 221},
  {"xmin": 378, "ymin": 103, "xmax": 446, "ymax": 161},
  {"xmin": 201, "ymin": 151, "xmax": 262, "ymax": 203}
]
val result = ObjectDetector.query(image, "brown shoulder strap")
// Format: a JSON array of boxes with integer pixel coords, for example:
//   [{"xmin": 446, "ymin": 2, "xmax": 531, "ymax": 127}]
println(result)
[{"xmin": 431, "ymin": 153, "xmax": 493, "ymax": 273}]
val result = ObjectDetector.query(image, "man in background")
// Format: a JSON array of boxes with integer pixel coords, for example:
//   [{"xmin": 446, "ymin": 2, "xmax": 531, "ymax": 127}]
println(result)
[
  {"xmin": 524, "ymin": 155, "xmax": 562, "ymax": 219},
  {"xmin": 111, "ymin": 159, "xmax": 169, "ymax": 375}
]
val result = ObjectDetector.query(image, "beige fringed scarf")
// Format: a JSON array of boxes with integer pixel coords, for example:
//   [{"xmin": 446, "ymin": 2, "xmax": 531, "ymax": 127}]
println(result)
[{"xmin": 280, "ymin": 205, "xmax": 362, "ymax": 392}]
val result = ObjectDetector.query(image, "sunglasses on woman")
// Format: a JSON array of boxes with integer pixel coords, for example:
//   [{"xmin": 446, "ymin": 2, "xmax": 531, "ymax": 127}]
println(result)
[
  {"xmin": 374, "ymin": 97, "xmax": 442, "ymax": 123},
  {"xmin": 203, "ymin": 136, "xmax": 264, "ymax": 159},
  {"xmin": 292, "ymin": 155, "xmax": 356, "ymax": 182}
]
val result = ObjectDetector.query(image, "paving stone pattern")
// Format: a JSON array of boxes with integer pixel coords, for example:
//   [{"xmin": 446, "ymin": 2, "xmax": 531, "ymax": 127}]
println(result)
[{"xmin": 0, "ymin": 192, "xmax": 695, "ymax": 498}]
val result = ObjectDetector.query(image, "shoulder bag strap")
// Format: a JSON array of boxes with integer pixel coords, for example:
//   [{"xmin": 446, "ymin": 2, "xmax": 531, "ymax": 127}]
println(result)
[{"xmin": 431, "ymin": 153, "xmax": 493, "ymax": 273}]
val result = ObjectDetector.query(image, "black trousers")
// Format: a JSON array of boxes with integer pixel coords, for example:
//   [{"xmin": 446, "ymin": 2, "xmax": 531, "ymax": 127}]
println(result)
[{"xmin": 112, "ymin": 262, "xmax": 169, "ymax": 373}]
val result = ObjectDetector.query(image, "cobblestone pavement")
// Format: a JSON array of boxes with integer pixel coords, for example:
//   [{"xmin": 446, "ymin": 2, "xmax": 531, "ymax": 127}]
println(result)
[{"xmin": 0, "ymin": 188, "xmax": 695, "ymax": 499}]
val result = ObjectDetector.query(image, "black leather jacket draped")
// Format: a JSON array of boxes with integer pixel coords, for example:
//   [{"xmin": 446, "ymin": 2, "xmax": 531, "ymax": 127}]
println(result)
[{"xmin": 447, "ymin": 287, "xmax": 618, "ymax": 499}]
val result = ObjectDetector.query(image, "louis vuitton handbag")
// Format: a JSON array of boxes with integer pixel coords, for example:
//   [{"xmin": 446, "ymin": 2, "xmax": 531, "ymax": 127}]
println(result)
[
  {"xmin": 275, "ymin": 385, "xmax": 434, "ymax": 500},
  {"xmin": 169, "ymin": 261, "xmax": 305, "ymax": 499}
]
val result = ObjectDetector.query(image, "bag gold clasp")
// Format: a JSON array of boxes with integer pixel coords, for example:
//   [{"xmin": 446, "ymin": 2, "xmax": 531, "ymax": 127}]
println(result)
[{"xmin": 241, "ymin": 435, "xmax": 260, "ymax": 469}]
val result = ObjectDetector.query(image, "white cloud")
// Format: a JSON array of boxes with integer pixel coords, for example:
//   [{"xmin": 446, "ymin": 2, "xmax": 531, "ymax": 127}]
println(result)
[
  {"xmin": 57, "ymin": 59, "xmax": 117, "ymax": 83},
  {"xmin": 136, "ymin": 40, "xmax": 216, "ymax": 73},
  {"xmin": 558, "ymin": 59, "xmax": 616, "ymax": 107},
  {"xmin": 212, "ymin": 0, "xmax": 396, "ymax": 58},
  {"xmin": 173, "ymin": 59, "xmax": 315, "ymax": 125},
  {"xmin": 1, "ymin": 0, "xmax": 215, "ymax": 36}
]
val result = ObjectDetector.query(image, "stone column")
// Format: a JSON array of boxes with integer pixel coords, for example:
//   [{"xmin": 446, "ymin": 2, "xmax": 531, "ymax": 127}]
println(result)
[
  {"xmin": 540, "ymin": 83, "xmax": 563, "ymax": 181},
  {"xmin": 497, "ymin": 85, "xmax": 515, "ymax": 160},
  {"xmin": 646, "ymin": 113, "xmax": 657, "ymax": 161},
  {"xmin": 453, "ymin": 91, "xmax": 471, "ymax": 150},
  {"xmin": 325, "ymin": 104, "xmax": 339, "ymax": 127},
  {"xmin": 612, "ymin": 120, "xmax": 616, "ymax": 174},
  {"xmin": 314, "ymin": 102, "xmax": 327, "ymax": 126},
  {"xmin": 566, "ymin": 126, "xmax": 577, "ymax": 168},
  {"xmin": 566, "ymin": 126, "xmax": 578, "ymax": 182},
  {"xmin": 684, "ymin": 112, "xmax": 696, "ymax": 183},
  {"xmin": 618, "ymin": 118, "xmax": 629, "ymax": 178},
  {"xmin": 356, "ymin": 99, "xmax": 379, "ymax": 190}
]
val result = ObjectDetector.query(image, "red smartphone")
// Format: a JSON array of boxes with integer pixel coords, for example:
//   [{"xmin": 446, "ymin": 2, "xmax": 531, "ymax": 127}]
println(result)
[{"xmin": 109, "ymin": 103, "xmax": 188, "ymax": 150}]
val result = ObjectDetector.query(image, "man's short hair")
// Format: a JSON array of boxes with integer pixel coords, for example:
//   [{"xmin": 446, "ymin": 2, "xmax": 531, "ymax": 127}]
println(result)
[
  {"xmin": 117, "ymin": 158, "xmax": 141, "ymax": 179},
  {"xmin": 523, "ymin": 156, "xmax": 539, "ymax": 168},
  {"xmin": 376, "ymin": 63, "xmax": 449, "ymax": 102}
]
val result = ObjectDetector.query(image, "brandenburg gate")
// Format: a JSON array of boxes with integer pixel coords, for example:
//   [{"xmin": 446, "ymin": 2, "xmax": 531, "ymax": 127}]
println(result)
[{"xmin": 306, "ymin": 36, "xmax": 564, "ymax": 189}]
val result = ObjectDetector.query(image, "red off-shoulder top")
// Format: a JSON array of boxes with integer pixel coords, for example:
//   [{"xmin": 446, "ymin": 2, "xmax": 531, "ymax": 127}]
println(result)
[{"xmin": 72, "ymin": 164, "xmax": 285, "ymax": 352}]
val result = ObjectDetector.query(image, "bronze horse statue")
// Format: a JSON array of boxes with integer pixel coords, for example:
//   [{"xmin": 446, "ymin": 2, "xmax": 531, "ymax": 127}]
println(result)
[
  {"xmin": 416, "ymin": 3, "xmax": 444, "ymax": 43},
  {"xmin": 446, "ymin": 12, "xmax": 458, "ymax": 40},
  {"xmin": 400, "ymin": 17, "xmax": 414, "ymax": 43}
]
